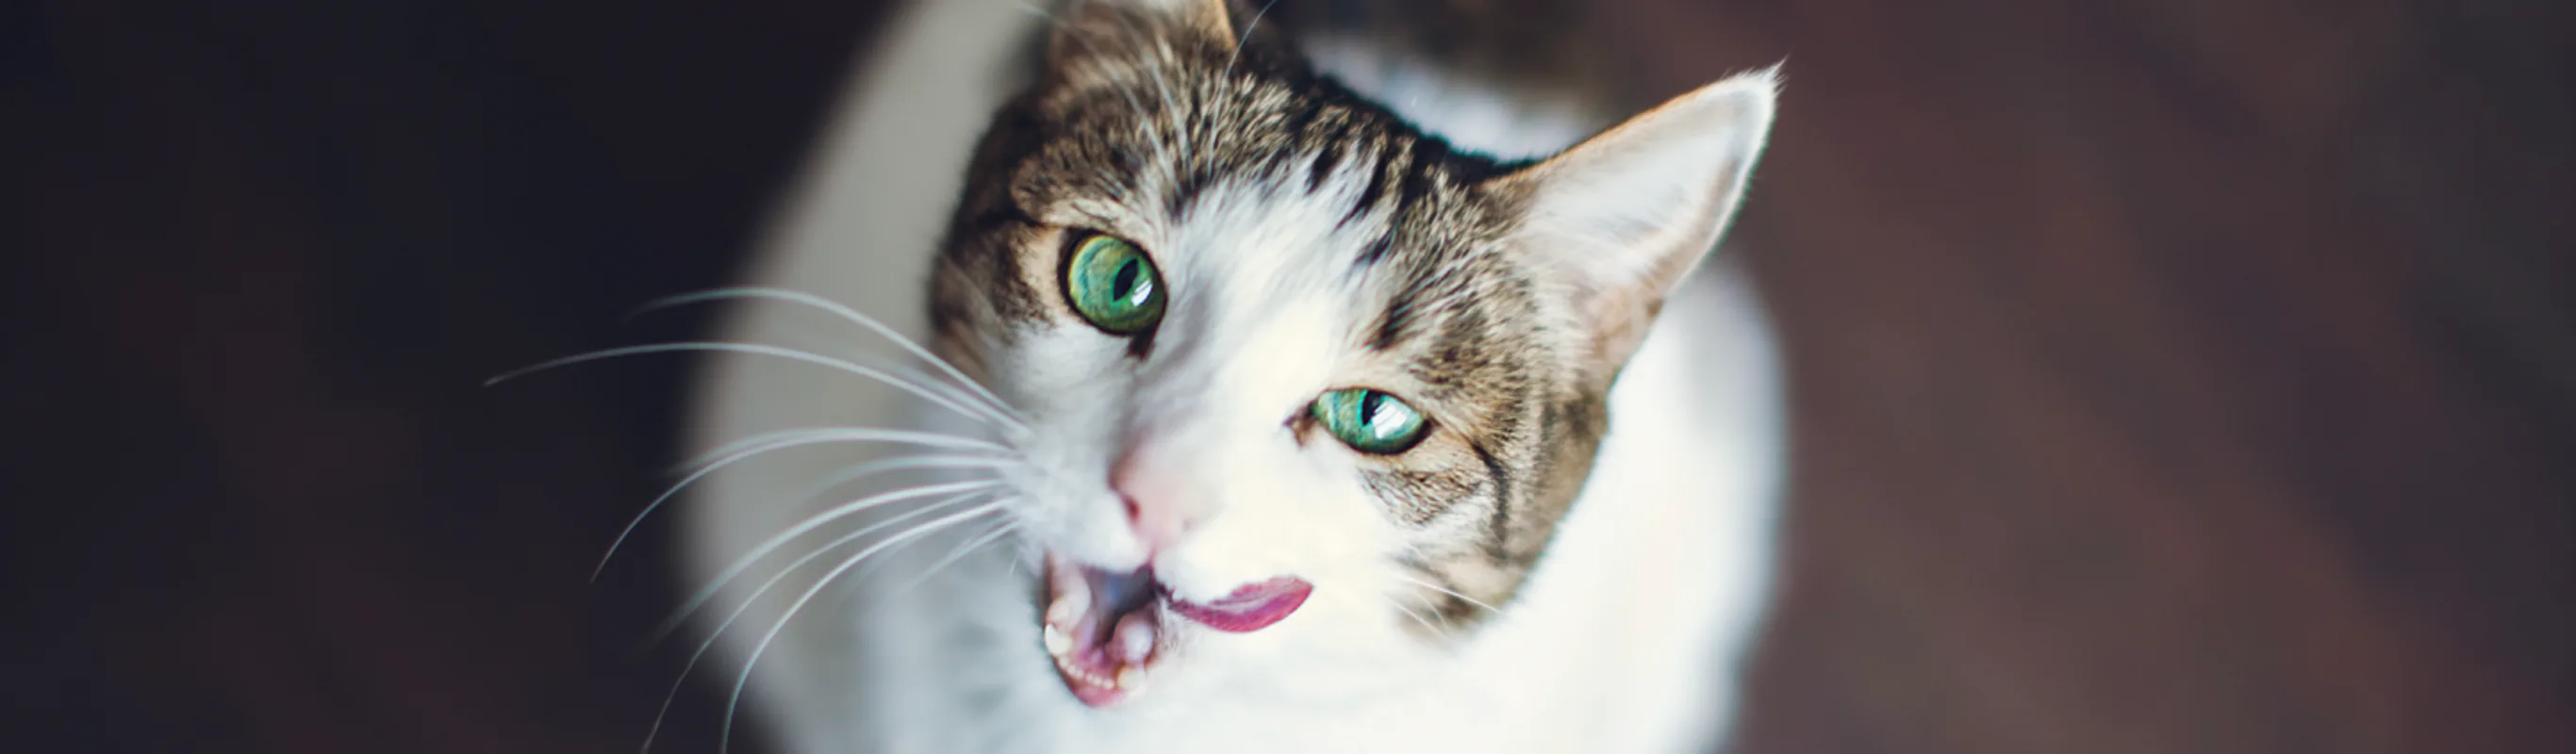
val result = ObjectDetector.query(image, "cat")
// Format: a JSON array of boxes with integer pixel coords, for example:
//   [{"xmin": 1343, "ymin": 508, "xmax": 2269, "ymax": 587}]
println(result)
[{"xmin": 675, "ymin": 0, "xmax": 1786, "ymax": 751}]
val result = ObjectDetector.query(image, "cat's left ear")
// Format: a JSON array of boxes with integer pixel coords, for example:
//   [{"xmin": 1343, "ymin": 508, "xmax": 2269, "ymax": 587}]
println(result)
[{"xmin": 1495, "ymin": 68, "xmax": 1779, "ymax": 380}]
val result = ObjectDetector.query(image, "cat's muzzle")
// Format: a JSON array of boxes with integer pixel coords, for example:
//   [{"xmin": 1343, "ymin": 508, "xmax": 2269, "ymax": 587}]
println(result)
[{"xmin": 1039, "ymin": 552, "xmax": 1313, "ymax": 708}]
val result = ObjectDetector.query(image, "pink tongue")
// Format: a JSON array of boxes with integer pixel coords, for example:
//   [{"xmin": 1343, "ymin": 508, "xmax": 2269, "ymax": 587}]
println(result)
[{"xmin": 1167, "ymin": 577, "xmax": 1313, "ymax": 632}]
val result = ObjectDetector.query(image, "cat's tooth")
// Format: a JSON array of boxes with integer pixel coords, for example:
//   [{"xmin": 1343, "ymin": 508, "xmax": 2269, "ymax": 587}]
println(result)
[
  {"xmin": 1116, "ymin": 665, "xmax": 1144, "ymax": 690},
  {"xmin": 1114, "ymin": 613, "xmax": 1156, "ymax": 664},
  {"xmin": 1046, "ymin": 593, "xmax": 1083, "ymax": 628},
  {"xmin": 1048, "ymin": 560, "xmax": 1092, "ymax": 615},
  {"xmin": 1065, "ymin": 580, "xmax": 1093, "ymax": 613},
  {"xmin": 1042, "ymin": 624, "xmax": 1071, "ymax": 657}
]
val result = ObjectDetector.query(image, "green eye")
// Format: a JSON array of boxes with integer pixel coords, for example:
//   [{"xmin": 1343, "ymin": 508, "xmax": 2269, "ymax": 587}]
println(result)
[
  {"xmin": 1064, "ymin": 234, "xmax": 1166, "ymax": 335},
  {"xmin": 1312, "ymin": 388, "xmax": 1429, "ymax": 455}
]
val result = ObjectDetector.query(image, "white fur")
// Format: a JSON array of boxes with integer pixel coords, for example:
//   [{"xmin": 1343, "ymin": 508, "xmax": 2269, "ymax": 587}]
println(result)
[{"xmin": 681, "ymin": 1, "xmax": 1787, "ymax": 751}]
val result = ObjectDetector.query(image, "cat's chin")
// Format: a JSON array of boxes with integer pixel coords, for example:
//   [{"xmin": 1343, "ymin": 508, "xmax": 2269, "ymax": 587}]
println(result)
[{"xmin": 1038, "ymin": 551, "xmax": 1314, "ymax": 708}]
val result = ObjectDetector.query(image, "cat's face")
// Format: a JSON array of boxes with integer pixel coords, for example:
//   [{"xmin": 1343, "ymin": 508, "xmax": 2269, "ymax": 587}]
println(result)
[{"xmin": 924, "ymin": 0, "xmax": 1773, "ymax": 708}]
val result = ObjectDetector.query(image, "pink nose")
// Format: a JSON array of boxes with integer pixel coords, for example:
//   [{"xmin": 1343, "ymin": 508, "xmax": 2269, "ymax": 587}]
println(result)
[{"xmin": 1109, "ymin": 446, "xmax": 1199, "ymax": 555}]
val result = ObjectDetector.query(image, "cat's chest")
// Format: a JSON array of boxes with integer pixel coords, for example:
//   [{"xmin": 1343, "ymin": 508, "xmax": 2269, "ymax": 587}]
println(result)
[{"xmin": 931, "ymin": 615, "xmax": 1646, "ymax": 754}]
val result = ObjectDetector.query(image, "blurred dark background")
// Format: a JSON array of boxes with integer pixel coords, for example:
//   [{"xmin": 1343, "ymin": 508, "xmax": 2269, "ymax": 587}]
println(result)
[{"xmin": 7, "ymin": 0, "xmax": 2571, "ymax": 751}]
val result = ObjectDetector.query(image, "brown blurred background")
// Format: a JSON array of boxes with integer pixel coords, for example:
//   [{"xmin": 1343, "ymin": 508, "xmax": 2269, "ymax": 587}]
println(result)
[{"xmin": 7, "ymin": 0, "xmax": 2571, "ymax": 751}]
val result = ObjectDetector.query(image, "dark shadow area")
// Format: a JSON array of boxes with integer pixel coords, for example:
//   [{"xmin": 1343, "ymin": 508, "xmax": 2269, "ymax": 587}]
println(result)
[{"xmin": 6, "ymin": 1, "xmax": 2570, "ymax": 752}]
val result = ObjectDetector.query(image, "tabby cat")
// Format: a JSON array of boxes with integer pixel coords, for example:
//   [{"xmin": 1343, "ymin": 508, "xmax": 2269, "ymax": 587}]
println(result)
[{"xmin": 678, "ymin": 0, "xmax": 1785, "ymax": 750}]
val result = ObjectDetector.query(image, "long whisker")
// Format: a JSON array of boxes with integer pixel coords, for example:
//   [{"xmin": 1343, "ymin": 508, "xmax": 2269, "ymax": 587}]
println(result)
[
  {"xmin": 775, "ymin": 452, "xmax": 1016, "ymax": 512},
  {"xmin": 637, "ymin": 288, "xmax": 1028, "ymax": 428},
  {"xmin": 720, "ymin": 503, "xmax": 1002, "ymax": 754},
  {"xmin": 640, "ymin": 495, "xmax": 999, "ymax": 754},
  {"xmin": 1308, "ymin": 574, "xmax": 1457, "ymax": 641},
  {"xmin": 891, "ymin": 516, "xmax": 1021, "ymax": 598},
  {"xmin": 1384, "ymin": 596, "xmax": 1453, "ymax": 640},
  {"xmin": 1325, "ymin": 572, "xmax": 1474, "ymax": 645},
  {"xmin": 597, "ymin": 429, "xmax": 1006, "ymax": 580},
  {"xmin": 1392, "ymin": 573, "xmax": 1502, "ymax": 615},
  {"xmin": 485, "ymin": 341, "xmax": 1004, "ymax": 431},
  {"xmin": 685, "ymin": 427, "xmax": 1006, "ymax": 469},
  {"xmin": 1410, "ymin": 589, "xmax": 1467, "ymax": 631},
  {"xmin": 648, "ymin": 480, "xmax": 1006, "ymax": 644}
]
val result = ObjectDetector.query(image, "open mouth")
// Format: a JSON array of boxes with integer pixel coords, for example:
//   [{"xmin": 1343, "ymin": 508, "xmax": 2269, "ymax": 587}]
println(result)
[{"xmin": 1039, "ymin": 552, "xmax": 1313, "ymax": 708}]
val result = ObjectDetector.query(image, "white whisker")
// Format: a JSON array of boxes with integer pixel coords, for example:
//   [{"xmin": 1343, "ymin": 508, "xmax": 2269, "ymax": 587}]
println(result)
[
  {"xmin": 685, "ymin": 427, "xmax": 1005, "ymax": 470},
  {"xmin": 650, "ymin": 481, "xmax": 1005, "ymax": 643},
  {"xmin": 1393, "ymin": 574, "xmax": 1502, "ymax": 615},
  {"xmin": 1386, "ymin": 597, "xmax": 1453, "ymax": 640},
  {"xmin": 640, "ymin": 495, "xmax": 999, "ymax": 754},
  {"xmin": 486, "ymin": 341, "xmax": 1005, "ymax": 432},
  {"xmin": 719, "ymin": 502, "xmax": 1002, "ymax": 754},
  {"xmin": 638, "ymin": 287, "xmax": 1029, "ymax": 429},
  {"xmin": 777, "ymin": 452, "xmax": 1018, "ymax": 511},
  {"xmin": 1313, "ymin": 575, "xmax": 1458, "ymax": 641},
  {"xmin": 594, "ymin": 429, "xmax": 1007, "ymax": 580},
  {"xmin": 891, "ymin": 516, "xmax": 1022, "ymax": 598}
]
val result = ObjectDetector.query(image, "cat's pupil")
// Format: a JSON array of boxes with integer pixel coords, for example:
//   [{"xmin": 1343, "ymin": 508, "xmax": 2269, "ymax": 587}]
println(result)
[
  {"xmin": 1112, "ymin": 258, "xmax": 1144, "ymax": 304},
  {"xmin": 1360, "ymin": 392, "xmax": 1388, "ymax": 431}
]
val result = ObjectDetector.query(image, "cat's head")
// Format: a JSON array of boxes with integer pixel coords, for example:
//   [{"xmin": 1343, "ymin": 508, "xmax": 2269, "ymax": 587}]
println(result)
[{"xmin": 925, "ymin": 0, "xmax": 1774, "ymax": 708}]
